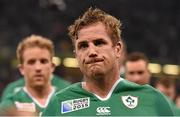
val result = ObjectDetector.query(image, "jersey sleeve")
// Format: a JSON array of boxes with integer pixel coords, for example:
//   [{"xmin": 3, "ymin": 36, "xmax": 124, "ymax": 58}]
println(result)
[
  {"xmin": 0, "ymin": 98, "xmax": 14, "ymax": 115},
  {"xmin": 154, "ymin": 89, "xmax": 175, "ymax": 116},
  {"xmin": 1, "ymin": 78, "xmax": 24, "ymax": 101},
  {"xmin": 1, "ymin": 84, "xmax": 16, "ymax": 101}
]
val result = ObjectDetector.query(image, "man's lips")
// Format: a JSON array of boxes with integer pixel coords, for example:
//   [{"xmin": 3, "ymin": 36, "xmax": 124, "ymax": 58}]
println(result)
[
  {"xmin": 34, "ymin": 74, "xmax": 43, "ymax": 78},
  {"xmin": 85, "ymin": 58, "xmax": 104, "ymax": 64}
]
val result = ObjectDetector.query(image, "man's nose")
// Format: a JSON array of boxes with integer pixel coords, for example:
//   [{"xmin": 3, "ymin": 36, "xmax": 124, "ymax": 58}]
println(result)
[
  {"xmin": 132, "ymin": 74, "xmax": 141, "ymax": 80},
  {"xmin": 88, "ymin": 44, "xmax": 98, "ymax": 57},
  {"xmin": 34, "ymin": 62, "xmax": 42, "ymax": 71}
]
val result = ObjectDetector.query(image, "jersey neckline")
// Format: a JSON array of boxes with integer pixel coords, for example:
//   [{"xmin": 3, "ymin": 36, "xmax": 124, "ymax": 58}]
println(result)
[
  {"xmin": 81, "ymin": 77, "xmax": 124, "ymax": 101},
  {"xmin": 23, "ymin": 86, "xmax": 55, "ymax": 108}
]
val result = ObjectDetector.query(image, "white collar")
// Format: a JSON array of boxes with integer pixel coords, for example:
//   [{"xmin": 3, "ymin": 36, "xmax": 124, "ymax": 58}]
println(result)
[
  {"xmin": 23, "ymin": 86, "xmax": 55, "ymax": 108},
  {"xmin": 82, "ymin": 77, "xmax": 124, "ymax": 101}
]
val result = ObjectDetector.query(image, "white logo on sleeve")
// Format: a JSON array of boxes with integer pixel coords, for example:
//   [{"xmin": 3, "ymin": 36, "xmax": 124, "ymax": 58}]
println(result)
[
  {"xmin": 121, "ymin": 95, "xmax": 138, "ymax": 109},
  {"xmin": 96, "ymin": 107, "xmax": 111, "ymax": 115}
]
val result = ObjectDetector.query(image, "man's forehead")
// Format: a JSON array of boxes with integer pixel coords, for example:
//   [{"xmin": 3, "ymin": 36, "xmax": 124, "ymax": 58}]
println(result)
[
  {"xmin": 22, "ymin": 48, "xmax": 51, "ymax": 59},
  {"xmin": 126, "ymin": 62, "xmax": 147, "ymax": 70},
  {"xmin": 126, "ymin": 60, "xmax": 147, "ymax": 66},
  {"xmin": 77, "ymin": 23, "xmax": 108, "ymax": 38}
]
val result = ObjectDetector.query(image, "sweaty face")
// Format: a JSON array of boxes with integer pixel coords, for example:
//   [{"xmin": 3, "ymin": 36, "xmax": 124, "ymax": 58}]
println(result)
[
  {"xmin": 75, "ymin": 22, "xmax": 121, "ymax": 79},
  {"xmin": 125, "ymin": 60, "xmax": 150, "ymax": 85},
  {"xmin": 19, "ymin": 47, "xmax": 55, "ymax": 88}
]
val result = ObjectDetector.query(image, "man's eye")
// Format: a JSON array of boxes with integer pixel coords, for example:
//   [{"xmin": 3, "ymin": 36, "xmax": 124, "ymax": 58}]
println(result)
[
  {"xmin": 94, "ymin": 39, "xmax": 106, "ymax": 46},
  {"xmin": 27, "ymin": 60, "xmax": 35, "ymax": 65},
  {"xmin": 129, "ymin": 72, "xmax": 135, "ymax": 75},
  {"xmin": 138, "ymin": 71, "xmax": 144, "ymax": 75},
  {"xmin": 78, "ymin": 43, "xmax": 88, "ymax": 49},
  {"xmin": 41, "ymin": 59, "xmax": 48, "ymax": 64}
]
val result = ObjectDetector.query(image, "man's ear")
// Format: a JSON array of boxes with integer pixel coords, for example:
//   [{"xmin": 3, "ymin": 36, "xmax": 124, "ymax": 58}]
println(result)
[
  {"xmin": 147, "ymin": 69, "xmax": 152, "ymax": 78},
  {"xmin": 51, "ymin": 62, "xmax": 56, "ymax": 73},
  {"xmin": 115, "ymin": 41, "xmax": 123, "ymax": 58},
  {"xmin": 18, "ymin": 64, "xmax": 25, "ymax": 76},
  {"xmin": 73, "ymin": 49, "xmax": 77, "ymax": 58}
]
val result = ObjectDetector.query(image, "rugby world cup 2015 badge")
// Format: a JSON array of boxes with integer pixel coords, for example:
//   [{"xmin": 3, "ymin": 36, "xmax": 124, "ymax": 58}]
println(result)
[
  {"xmin": 121, "ymin": 95, "xmax": 138, "ymax": 109},
  {"xmin": 61, "ymin": 97, "xmax": 90, "ymax": 114}
]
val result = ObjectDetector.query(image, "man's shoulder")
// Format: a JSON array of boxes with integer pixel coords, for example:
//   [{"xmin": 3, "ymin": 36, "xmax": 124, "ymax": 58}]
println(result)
[
  {"xmin": 0, "ymin": 88, "xmax": 24, "ymax": 108},
  {"xmin": 119, "ymin": 79, "xmax": 163, "ymax": 96},
  {"xmin": 5, "ymin": 88, "xmax": 25, "ymax": 100},
  {"xmin": 55, "ymin": 82, "xmax": 84, "ymax": 99},
  {"xmin": 52, "ymin": 75, "xmax": 70, "ymax": 89},
  {"xmin": 5, "ymin": 78, "xmax": 24, "ymax": 88},
  {"xmin": 3, "ymin": 78, "xmax": 24, "ymax": 93},
  {"xmin": 1, "ymin": 79, "xmax": 24, "ymax": 101},
  {"xmin": 52, "ymin": 75, "xmax": 70, "ymax": 84},
  {"xmin": 119, "ymin": 80, "xmax": 173, "ymax": 113}
]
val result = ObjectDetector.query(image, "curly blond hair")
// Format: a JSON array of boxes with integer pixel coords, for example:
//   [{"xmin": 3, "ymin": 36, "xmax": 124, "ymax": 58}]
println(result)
[{"xmin": 68, "ymin": 7, "xmax": 122, "ymax": 47}]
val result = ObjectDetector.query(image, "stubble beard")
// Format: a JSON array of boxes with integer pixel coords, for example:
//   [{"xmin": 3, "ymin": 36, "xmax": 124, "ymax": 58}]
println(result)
[
  {"xmin": 30, "ymin": 79, "xmax": 48, "ymax": 91},
  {"xmin": 85, "ymin": 66, "xmax": 105, "ymax": 80},
  {"xmin": 81, "ymin": 62, "xmax": 107, "ymax": 81}
]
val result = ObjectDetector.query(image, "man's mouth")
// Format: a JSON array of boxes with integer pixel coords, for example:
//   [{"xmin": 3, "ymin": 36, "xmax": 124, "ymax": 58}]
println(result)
[
  {"xmin": 34, "ymin": 74, "xmax": 43, "ymax": 78},
  {"xmin": 85, "ymin": 58, "xmax": 104, "ymax": 64}
]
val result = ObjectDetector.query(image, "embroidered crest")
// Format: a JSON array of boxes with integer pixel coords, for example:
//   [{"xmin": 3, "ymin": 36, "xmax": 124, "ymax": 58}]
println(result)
[{"xmin": 121, "ymin": 95, "xmax": 138, "ymax": 109}]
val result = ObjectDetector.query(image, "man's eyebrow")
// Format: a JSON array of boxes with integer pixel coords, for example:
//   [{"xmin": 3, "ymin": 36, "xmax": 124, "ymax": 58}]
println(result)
[
  {"xmin": 93, "ymin": 38, "xmax": 108, "ymax": 42},
  {"xmin": 78, "ymin": 41, "xmax": 87, "ymax": 44},
  {"xmin": 97, "ymin": 38, "xmax": 104, "ymax": 40}
]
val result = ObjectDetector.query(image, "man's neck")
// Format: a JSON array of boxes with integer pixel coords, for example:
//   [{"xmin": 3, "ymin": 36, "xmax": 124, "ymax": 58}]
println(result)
[
  {"xmin": 25, "ymin": 84, "xmax": 53, "ymax": 106},
  {"xmin": 83, "ymin": 73, "xmax": 120, "ymax": 99},
  {"xmin": 26, "ymin": 84, "xmax": 53, "ymax": 98}
]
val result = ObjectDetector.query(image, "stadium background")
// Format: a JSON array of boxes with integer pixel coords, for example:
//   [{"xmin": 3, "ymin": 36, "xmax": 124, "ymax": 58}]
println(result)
[{"xmin": 0, "ymin": 0, "xmax": 180, "ymax": 96}]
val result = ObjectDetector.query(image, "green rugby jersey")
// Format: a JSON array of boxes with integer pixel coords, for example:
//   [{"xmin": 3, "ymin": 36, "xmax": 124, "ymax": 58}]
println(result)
[
  {"xmin": 42, "ymin": 78, "xmax": 174, "ymax": 116},
  {"xmin": 1, "ymin": 74, "xmax": 70, "ymax": 101},
  {"xmin": 0, "ymin": 87, "xmax": 56, "ymax": 116}
]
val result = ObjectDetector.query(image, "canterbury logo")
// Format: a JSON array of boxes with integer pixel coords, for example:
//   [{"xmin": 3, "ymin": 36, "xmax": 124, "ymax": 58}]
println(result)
[{"xmin": 96, "ymin": 107, "xmax": 111, "ymax": 115}]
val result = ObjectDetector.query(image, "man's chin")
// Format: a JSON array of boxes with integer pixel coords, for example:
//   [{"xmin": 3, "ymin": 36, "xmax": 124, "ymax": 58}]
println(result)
[
  {"xmin": 89, "ymin": 70, "xmax": 104, "ymax": 79},
  {"xmin": 32, "ymin": 82, "xmax": 46, "ymax": 88}
]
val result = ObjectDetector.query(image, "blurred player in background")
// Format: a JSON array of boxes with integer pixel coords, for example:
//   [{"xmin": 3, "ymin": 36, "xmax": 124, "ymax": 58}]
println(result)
[
  {"xmin": 0, "ymin": 35, "xmax": 69, "ymax": 116},
  {"xmin": 42, "ymin": 8, "xmax": 174, "ymax": 116},
  {"xmin": 155, "ymin": 76, "xmax": 176, "ymax": 101},
  {"xmin": 124, "ymin": 51, "xmax": 151, "ymax": 85},
  {"xmin": 175, "ymin": 94, "xmax": 180, "ymax": 109},
  {"xmin": 124, "ymin": 52, "xmax": 180, "ymax": 115},
  {"xmin": 154, "ymin": 76, "xmax": 180, "ymax": 115},
  {"xmin": 1, "ymin": 74, "xmax": 69, "ymax": 101}
]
